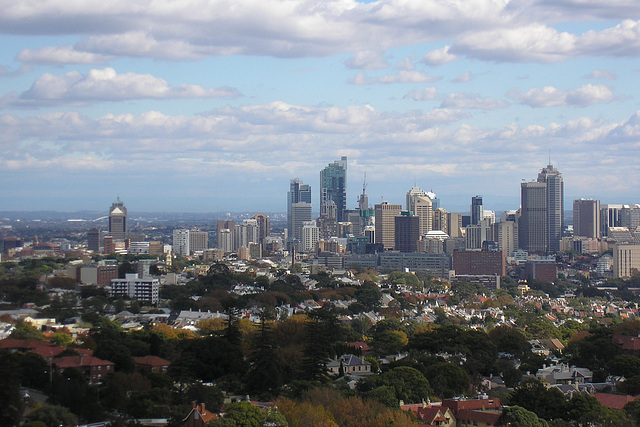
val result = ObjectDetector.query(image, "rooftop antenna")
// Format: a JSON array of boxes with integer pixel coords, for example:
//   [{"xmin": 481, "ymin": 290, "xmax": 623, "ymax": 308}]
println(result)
[{"xmin": 548, "ymin": 148, "xmax": 551, "ymax": 165}]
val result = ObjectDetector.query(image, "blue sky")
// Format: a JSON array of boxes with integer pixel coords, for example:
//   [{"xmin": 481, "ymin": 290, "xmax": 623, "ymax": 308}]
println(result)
[{"xmin": 1, "ymin": 0, "xmax": 640, "ymax": 214}]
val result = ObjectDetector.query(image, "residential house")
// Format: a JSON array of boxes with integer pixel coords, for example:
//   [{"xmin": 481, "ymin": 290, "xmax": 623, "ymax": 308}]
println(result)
[
  {"xmin": 326, "ymin": 354, "xmax": 371, "ymax": 376},
  {"xmin": 135, "ymin": 355, "xmax": 171, "ymax": 374},
  {"xmin": 401, "ymin": 402, "xmax": 456, "ymax": 427},
  {"xmin": 535, "ymin": 363, "xmax": 593, "ymax": 385},
  {"xmin": 52, "ymin": 354, "xmax": 114, "ymax": 384},
  {"xmin": 183, "ymin": 402, "xmax": 217, "ymax": 427}
]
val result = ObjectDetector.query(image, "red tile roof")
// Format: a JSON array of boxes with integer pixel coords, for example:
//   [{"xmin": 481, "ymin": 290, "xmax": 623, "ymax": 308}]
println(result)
[
  {"xmin": 593, "ymin": 393, "xmax": 640, "ymax": 410},
  {"xmin": 456, "ymin": 409, "xmax": 501, "ymax": 425},
  {"xmin": 134, "ymin": 355, "xmax": 171, "ymax": 367},
  {"xmin": 53, "ymin": 355, "xmax": 114, "ymax": 369},
  {"xmin": 0, "ymin": 338, "xmax": 53, "ymax": 350},
  {"xmin": 30, "ymin": 346, "xmax": 65, "ymax": 359}
]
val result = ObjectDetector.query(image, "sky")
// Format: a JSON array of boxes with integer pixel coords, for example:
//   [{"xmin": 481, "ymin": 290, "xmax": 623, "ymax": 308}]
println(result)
[{"xmin": 1, "ymin": 0, "xmax": 640, "ymax": 214}]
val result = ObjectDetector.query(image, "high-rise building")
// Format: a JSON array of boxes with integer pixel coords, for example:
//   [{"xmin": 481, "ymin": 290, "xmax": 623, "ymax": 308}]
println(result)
[
  {"xmin": 620, "ymin": 204, "xmax": 640, "ymax": 230},
  {"xmin": 301, "ymin": 221, "xmax": 319, "ymax": 253},
  {"xmin": 287, "ymin": 178, "xmax": 311, "ymax": 248},
  {"xmin": 447, "ymin": 212, "xmax": 463, "ymax": 238},
  {"xmin": 189, "ymin": 231, "xmax": 208, "ymax": 253},
  {"xmin": 600, "ymin": 204, "xmax": 622, "ymax": 237},
  {"xmin": 433, "ymin": 208, "xmax": 449, "ymax": 234},
  {"xmin": 109, "ymin": 197, "xmax": 127, "ymax": 241},
  {"xmin": 413, "ymin": 196, "xmax": 433, "ymax": 237},
  {"xmin": 375, "ymin": 202, "xmax": 402, "ymax": 250},
  {"xmin": 234, "ymin": 219, "xmax": 259, "ymax": 250},
  {"xmin": 173, "ymin": 229, "xmax": 190, "ymax": 256},
  {"xmin": 537, "ymin": 164, "xmax": 564, "ymax": 252},
  {"xmin": 320, "ymin": 157, "xmax": 347, "ymax": 222},
  {"xmin": 493, "ymin": 220, "xmax": 516, "ymax": 258},
  {"xmin": 318, "ymin": 201, "xmax": 338, "ymax": 240},
  {"xmin": 87, "ymin": 228, "xmax": 100, "ymax": 252},
  {"xmin": 251, "ymin": 213, "xmax": 270, "ymax": 242},
  {"xmin": 613, "ymin": 244, "xmax": 640, "ymax": 278},
  {"xmin": 395, "ymin": 212, "xmax": 420, "ymax": 252},
  {"xmin": 519, "ymin": 164, "xmax": 564, "ymax": 253},
  {"xmin": 218, "ymin": 229, "xmax": 233, "ymax": 253},
  {"xmin": 471, "ymin": 196, "xmax": 484, "ymax": 225},
  {"xmin": 573, "ymin": 199, "xmax": 600, "ymax": 239},
  {"xmin": 520, "ymin": 181, "xmax": 547, "ymax": 252}
]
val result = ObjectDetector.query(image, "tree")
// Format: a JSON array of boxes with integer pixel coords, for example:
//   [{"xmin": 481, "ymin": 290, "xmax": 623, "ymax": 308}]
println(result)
[
  {"xmin": 218, "ymin": 401, "xmax": 263, "ymax": 427},
  {"xmin": 355, "ymin": 281, "xmax": 381, "ymax": 311},
  {"xmin": 507, "ymin": 379, "xmax": 566, "ymax": 421},
  {"xmin": 10, "ymin": 321, "xmax": 46, "ymax": 340},
  {"xmin": 423, "ymin": 362, "xmax": 470, "ymax": 398},
  {"xmin": 0, "ymin": 351, "xmax": 23, "ymax": 427},
  {"xmin": 498, "ymin": 406, "xmax": 549, "ymax": 427},
  {"xmin": 381, "ymin": 366, "xmax": 432, "ymax": 404},
  {"xmin": 566, "ymin": 394, "xmax": 632, "ymax": 426},
  {"xmin": 27, "ymin": 404, "xmax": 78, "ymax": 427}
]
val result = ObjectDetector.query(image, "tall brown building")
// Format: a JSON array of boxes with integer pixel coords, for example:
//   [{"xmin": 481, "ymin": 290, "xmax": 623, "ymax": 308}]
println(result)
[
  {"xmin": 395, "ymin": 213, "xmax": 420, "ymax": 252},
  {"xmin": 375, "ymin": 202, "xmax": 402, "ymax": 250}
]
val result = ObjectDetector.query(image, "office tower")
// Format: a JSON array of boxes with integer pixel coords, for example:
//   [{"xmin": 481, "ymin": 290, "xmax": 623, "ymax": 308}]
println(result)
[
  {"xmin": 620, "ymin": 204, "xmax": 640, "ymax": 230},
  {"xmin": 493, "ymin": 220, "xmax": 516, "ymax": 257},
  {"xmin": 317, "ymin": 201, "xmax": 338, "ymax": 240},
  {"xmin": 173, "ymin": 229, "xmax": 190, "ymax": 256},
  {"xmin": 218, "ymin": 229, "xmax": 233, "ymax": 253},
  {"xmin": 217, "ymin": 220, "xmax": 235, "ymax": 248},
  {"xmin": 465, "ymin": 219, "xmax": 491, "ymax": 250},
  {"xmin": 301, "ymin": 221, "xmax": 319, "ymax": 253},
  {"xmin": 413, "ymin": 196, "xmax": 433, "ymax": 237},
  {"xmin": 395, "ymin": 212, "xmax": 420, "ymax": 252},
  {"xmin": 537, "ymin": 164, "xmax": 564, "ymax": 252},
  {"xmin": 287, "ymin": 178, "xmax": 312, "ymax": 248},
  {"xmin": 109, "ymin": 197, "xmax": 127, "ymax": 241},
  {"xmin": 601, "ymin": 204, "xmax": 623, "ymax": 237},
  {"xmin": 573, "ymin": 199, "xmax": 600, "ymax": 239},
  {"xmin": 375, "ymin": 202, "xmax": 402, "ymax": 250},
  {"xmin": 453, "ymin": 250, "xmax": 506, "ymax": 276},
  {"xmin": 471, "ymin": 196, "xmax": 484, "ymax": 225},
  {"xmin": 433, "ymin": 208, "xmax": 449, "ymax": 234},
  {"xmin": 520, "ymin": 181, "xmax": 547, "ymax": 252},
  {"xmin": 87, "ymin": 228, "xmax": 100, "ymax": 252},
  {"xmin": 189, "ymin": 231, "xmax": 208, "ymax": 253},
  {"xmin": 251, "ymin": 213, "xmax": 270, "ymax": 242},
  {"xmin": 406, "ymin": 187, "xmax": 427, "ymax": 211},
  {"xmin": 320, "ymin": 157, "xmax": 347, "ymax": 222},
  {"xmin": 448, "ymin": 212, "xmax": 463, "ymax": 238},
  {"xmin": 234, "ymin": 219, "xmax": 259, "ymax": 250}
]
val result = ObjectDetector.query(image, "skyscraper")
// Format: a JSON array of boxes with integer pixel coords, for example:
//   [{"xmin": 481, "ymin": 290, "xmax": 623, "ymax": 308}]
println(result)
[
  {"xmin": 109, "ymin": 197, "xmax": 127, "ymax": 241},
  {"xmin": 375, "ymin": 202, "xmax": 402, "ymax": 250},
  {"xmin": 573, "ymin": 199, "xmax": 600, "ymax": 239},
  {"xmin": 519, "ymin": 163, "xmax": 564, "ymax": 253},
  {"xmin": 287, "ymin": 179, "xmax": 311, "ymax": 249},
  {"xmin": 537, "ymin": 164, "xmax": 564, "ymax": 252},
  {"xmin": 471, "ymin": 195, "xmax": 483, "ymax": 226},
  {"xmin": 320, "ymin": 156, "xmax": 347, "ymax": 222},
  {"xmin": 395, "ymin": 212, "xmax": 420, "ymax": 252}
]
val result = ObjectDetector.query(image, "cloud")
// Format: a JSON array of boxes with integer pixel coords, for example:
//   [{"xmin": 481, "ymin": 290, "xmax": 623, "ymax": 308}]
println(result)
[
  {"xmin": 349, "ymin": 70, "xmax": 440, "ymax": 85},
  {"xmin": 452, "ymin": 72, "xmax": 472, "ymax": 83},
  {"xmin": 511, "ymin": 84, "xmax": 614, "ymax": 107},
  {"xmin": 583, "ymin": 70, "xmax": 616, "ymax": 80},
  {"xmin": 1, "ymin": 68, "xmax": 241, "ymax": 107},
  {"xmin": 16, "ymin": 46, "xmax": 113, "ymax": 64},
  {"xmin": 440, "ymin": 93, "xmax": 509, "ymax": 109},
  {"xmin": 403, "ymin": 87, "xmax": 437, "ymax": 101},
  {"xmin": 422, "ymin": 45, "xmax": 456, "ymax": 65},
  {"xmin": 344, "ymin": 50, "xmax": 389, "ymax": 70}
]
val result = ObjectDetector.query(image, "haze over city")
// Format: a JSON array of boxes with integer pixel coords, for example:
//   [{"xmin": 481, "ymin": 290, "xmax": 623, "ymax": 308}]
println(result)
[{"xmin": 2, "ymin": 1, "xmax": 640, "ymax": 212}]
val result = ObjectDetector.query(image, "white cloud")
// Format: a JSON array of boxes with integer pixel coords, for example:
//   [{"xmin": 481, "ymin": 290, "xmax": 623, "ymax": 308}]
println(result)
[
  {"xmin": 344, "ymin": 50, "xmax": 389, "ymax": 70},
  {"xmin": 440, "ymin": 93, "xmax": 509, "ymax": 109},
  {"xmin": 349, "ymin": 70, "xmax": 440, "ymax": 85},
  {"xmin": 403, "ymin": 87, "xmax": 437, "ymax": 101},
  {"xmin": 511, "ymin": 84, "xmax": 614, "ymax": 107},
  {"xmin": 583, "ymin": 70, "xmax": 616, "ymax": 80},
  {"xmin": 16, "ymin": 46, "xmax": 112, "ymax": 64},
  {"xmin": 422, "ymin": 45, "xmax": 457, "ymax": 65},
  {"xmin": 452, "ymin": 72, "xmax": 472, "ymax": 83},
  {"xmin": 1, "ymin": 68, "xmax": 241, "ymax": 107}
]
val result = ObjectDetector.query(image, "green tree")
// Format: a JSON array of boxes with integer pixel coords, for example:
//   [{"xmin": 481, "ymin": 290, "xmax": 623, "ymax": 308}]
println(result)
[
  {"xmin": 507, "ymin": 379, "xmax": 566, "ymax": 421},
  {"xmin": 423, "ymin": 362, "xmax": 470, "ymax": 398},
  {"xmin": 566, "ymin": 394, "xmax": 632, "ymax": 426},
  {"xmin": 0, "ymin": 350, "xmax": 23, "ymax": 427},
  {"xmin": 354, "ymin": 281, "xmax": 381, "ymax": 310},
  {"xmin": 9, "ymin": 321, "xmax": 46, "ymax": 340},
  {"xmin": 381, "ymin": 366, "xmax": 432, "ymax": 404},
  {"xmin": 497, "ymin": 406, "xmax": 549, "ymax": 427},
  {"xmin": 219, "ymin": 401, "xmax": 264, "ymax": 427},
  {"xmin": 27, "ymin": 404, "xmax": 78, "ymax": 427}
]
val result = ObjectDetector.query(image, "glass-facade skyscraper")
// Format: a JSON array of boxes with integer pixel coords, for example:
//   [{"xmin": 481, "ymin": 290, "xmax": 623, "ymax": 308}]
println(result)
[{"xmin": 320, "ymin": 156, "xmax": 347, "ymax": 222}]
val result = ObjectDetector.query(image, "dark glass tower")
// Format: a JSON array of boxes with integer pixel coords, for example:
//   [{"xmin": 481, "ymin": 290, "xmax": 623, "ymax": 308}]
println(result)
[{"xmin": 320, "ymin": 156, "xmax": 347, "ymax": 222}]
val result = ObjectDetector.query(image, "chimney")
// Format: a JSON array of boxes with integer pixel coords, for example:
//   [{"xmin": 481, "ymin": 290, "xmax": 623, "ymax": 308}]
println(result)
[
  {"xmin": 201, "ymin": 403, "xmax": 206, "ymax": 414},
  {"xmin": 192, "ymin": 402, "xmax": 197, "ymax": 409}
]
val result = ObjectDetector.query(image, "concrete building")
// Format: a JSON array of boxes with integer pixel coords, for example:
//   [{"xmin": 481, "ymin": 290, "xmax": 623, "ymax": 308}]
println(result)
[
  {"xmin": 87, "ymin": 228, "xmax": 100, "ymax": 252},
  {"xmin": 413, "ymin": 196, "xmax": 433, "ymax": 237},
  {"xmin": 375, "ymin": 202, "xmax": 402, "ymax": 250},
  {"xmin": 525, "ymin": 257, "xmax": 557, "ymax": 282},
  {"xmin": 520, "ymin": 181, "xmax": 548, "ymax": 253},
  {"xmin": 218, "ymin": 229, "xmax": 233, "ymax": 253},
  {"xmin": 601, "ymin": 204, "xmax": 623, "ymax": 237},
  {"xmin": 300, "ymin": 221, "xmax": 319, "ymax": 253},
  {"xmin": 420, "ymin": 230, "xmax": 449, "ymax": 254},
  {"xmin": 251, "ymin": 213, "xmax": 270, "ymax": 242},
  {"xmin": 452, "ymin": 250, "xmax": 506, "ymax": 276},
  {"xmin": 217, "ymin": 220, "xmax": 235, "ymax": 248},
  {"xmin": 394, "ymin": 212, "xmax": 420, "ymax": 252},
  {"xmin": 287, "ymin": 178, "xmax": 312, "ymax": 248},
  {"xmin": 471, "ymin": 195, "xmax": 483, "ymax": 225},
  {"xmin": 573, "ymin": 199, "xmax": 600, "ymax": 239},
  {"xmin": 110, "ymin": 273, "xmax": 160, "ymax": 304},
  {"xmin": 493, "ymin": 220, "xmax": 516, "ymax": 258},
  {"xmin": 189, "ymin": 231, "xmax": 208, "ymax": 253},
  {"xmin": 378, "ymin": 252, "xmax": 451, "ymax": 277},
  {"xmin": 538, "ymin": 164, "xmax": 564, "ymax": 252},
  {"xmin": 234, "ymin": 219, "xmax": 259, "ymax": 251},
  {"xmin": 613, "ymin": 244, "xmax": 640, "ymax": 278},
  {"xmin": 621, "ymin": 204, "xmax": 640, "ymax": 231},
  {"xmin": 172, "ymin": 229, "xmax": 190, "ymax": 256},
  {"xmin": 108, "ymin": 197, "xmax": 127, "ymax": 241}
]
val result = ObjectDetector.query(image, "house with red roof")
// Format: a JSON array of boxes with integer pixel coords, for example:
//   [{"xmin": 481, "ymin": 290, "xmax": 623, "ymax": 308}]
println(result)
[
  {"xmin": 401, "ymin": 402, "xmax": 455, "ymax": 427},
  {"xmin": 593, "ymin": 393, "xmax": 640, "ymax": 410},
  {"xmin": 52, "ymin": 354, "xmax": 114, "ymax": 384},
  {"xmin": 183, "ymin": 402, "xmax": 218, "ymax": 427},
  {"xmin": 135, "ymin": 355, "xmax": 171, "ymax": 374},
  {"xmin": 0, "ymin": 338, "xmax": 53, "ymax": 352}
]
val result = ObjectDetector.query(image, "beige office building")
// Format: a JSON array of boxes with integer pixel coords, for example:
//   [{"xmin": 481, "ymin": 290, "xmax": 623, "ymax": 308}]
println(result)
[
  {"xmin": 613, "ymin": 244, "xmax": 640, "ymax": 278},
  {"xmin": 375, "ymin": 202, "xmax": 402, "ymax": 250}
]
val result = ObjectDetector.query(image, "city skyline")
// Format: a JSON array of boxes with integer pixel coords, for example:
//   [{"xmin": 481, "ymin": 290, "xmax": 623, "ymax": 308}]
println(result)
[{"xmin": 2, "ymin": 1, "xmax": 640, "ymax": 212}]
